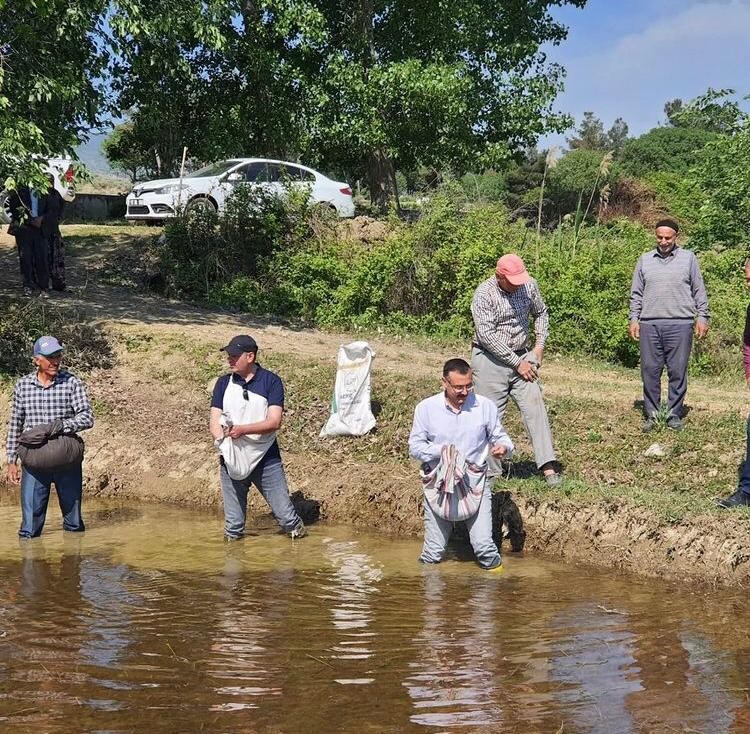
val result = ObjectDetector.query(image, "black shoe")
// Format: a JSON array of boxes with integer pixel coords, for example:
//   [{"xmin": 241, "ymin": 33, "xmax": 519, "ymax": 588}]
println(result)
[
  {"xmin": 717, "ymin": 490, "xmax": 750, "ymax": 509},
  {"xmin": 666, "ymin": 416, "xmax": 683, "ymax": 431},
  {"xmin": 642, "ymin": 418, "xmax": 656, "ymax": 433}
]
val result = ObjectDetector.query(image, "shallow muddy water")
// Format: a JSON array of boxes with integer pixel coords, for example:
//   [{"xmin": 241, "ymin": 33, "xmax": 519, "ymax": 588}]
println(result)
[{"xmin": 0, "ymin": 499, "xmax": 748, "ymax": 734}]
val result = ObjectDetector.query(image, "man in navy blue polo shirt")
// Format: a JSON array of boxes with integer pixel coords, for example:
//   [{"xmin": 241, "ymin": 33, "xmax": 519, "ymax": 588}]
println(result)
[{"xmin": 209, "ymin": 334, "xmax": 306, "ymax": 541}]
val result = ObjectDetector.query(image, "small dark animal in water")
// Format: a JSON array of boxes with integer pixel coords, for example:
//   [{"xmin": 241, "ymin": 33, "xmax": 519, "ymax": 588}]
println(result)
[
  {"xmin": 491, "ymin": 491, "xmax": 526, "ymax": 552},
  {"xmin": 291, "ymin": 490, "xmax": 321, "ymax": 525}
]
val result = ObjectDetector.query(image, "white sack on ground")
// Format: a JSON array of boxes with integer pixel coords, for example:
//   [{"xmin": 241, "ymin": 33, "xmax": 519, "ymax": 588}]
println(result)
[{"xmin": 320, "ymin": 341, "xmax": 377, "ymax": 437}]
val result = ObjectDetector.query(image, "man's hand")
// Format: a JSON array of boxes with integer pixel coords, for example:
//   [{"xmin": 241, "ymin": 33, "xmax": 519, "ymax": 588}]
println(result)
[
  {"xmin": 628, "ymin": 321, "xmax": 640, "ymax": 341},
  {"xmin": 695, "ymin": 321, "xmax": 709, "ymax": 339},
  {"xmin": 224, "ymin": 425, "xmax": 248, "ymax": 440},
  {"xmin": 516, "ymin": 360, "xmax": 538, "ymax": 382},
  {"xmin": 6, "ymin": 463, "xmax": 20, "ymax": 485},
  {"xmin": 532, "ymin": 346, "xmax": 544, "ymax": 366},
  {"xmin": 490, "ymin": 443, "xmax": 509, "ymax": 459}
]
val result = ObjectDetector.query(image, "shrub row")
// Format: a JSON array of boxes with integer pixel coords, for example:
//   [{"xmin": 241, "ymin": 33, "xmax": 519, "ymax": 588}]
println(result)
[{"xmin": 157, "ymin": 189, "xmax": 748, "ymax": 375}]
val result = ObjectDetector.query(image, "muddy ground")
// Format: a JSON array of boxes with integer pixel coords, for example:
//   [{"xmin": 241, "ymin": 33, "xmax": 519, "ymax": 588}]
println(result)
[{"xmin": 2, "ymin": 225, "xmax": 750, "ymax": 588}]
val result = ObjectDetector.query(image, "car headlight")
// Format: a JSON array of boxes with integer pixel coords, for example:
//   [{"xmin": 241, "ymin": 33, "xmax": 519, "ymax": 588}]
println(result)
[{"xmin": 153, "ymin": 184, "xmax": 187, "ymax": 195}]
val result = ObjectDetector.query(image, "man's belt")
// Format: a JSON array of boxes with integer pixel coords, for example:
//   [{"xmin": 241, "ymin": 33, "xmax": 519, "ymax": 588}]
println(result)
[{"xmin": 472, "ymin": 343, "xmax": 528, "ymax": 357}]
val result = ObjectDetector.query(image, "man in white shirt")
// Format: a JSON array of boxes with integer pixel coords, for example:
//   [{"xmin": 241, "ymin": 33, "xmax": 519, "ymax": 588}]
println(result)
[{"xmin": 408, "ymin": 358, "xmax": 514, "ymax": 570}]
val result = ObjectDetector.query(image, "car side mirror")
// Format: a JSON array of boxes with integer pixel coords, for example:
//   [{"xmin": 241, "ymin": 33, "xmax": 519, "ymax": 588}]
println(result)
[{"xmin": 226, "ymin": 172, "xmax": 243, "ymax": 182}]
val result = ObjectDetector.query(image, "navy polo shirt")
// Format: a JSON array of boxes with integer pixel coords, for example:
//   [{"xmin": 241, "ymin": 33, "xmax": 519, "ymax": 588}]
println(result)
[{"xmin": 211, "ymin": 365, "xmax": 284, "ymax": 466}]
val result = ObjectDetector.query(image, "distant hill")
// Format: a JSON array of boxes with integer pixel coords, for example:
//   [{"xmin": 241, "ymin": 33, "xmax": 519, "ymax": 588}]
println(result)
[{"xmin": 75, "ymin": 133, "xmax": 117, "ymax": 174}]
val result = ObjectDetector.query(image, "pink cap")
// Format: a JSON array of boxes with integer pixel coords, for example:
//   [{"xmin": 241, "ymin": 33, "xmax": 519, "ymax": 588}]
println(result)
[{"xmin": 496, "ymin": 254, "xmax": 529, "ymax": 286}]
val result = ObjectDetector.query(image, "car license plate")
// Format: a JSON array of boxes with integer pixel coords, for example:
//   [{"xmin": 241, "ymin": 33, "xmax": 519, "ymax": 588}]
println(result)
[{"xmin": 131, "ymin": 198, "xmax": 142, "ymax": 206}]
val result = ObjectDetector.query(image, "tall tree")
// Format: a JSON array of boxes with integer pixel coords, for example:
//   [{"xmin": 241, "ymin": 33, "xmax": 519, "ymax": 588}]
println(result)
[
  {"xmin": 113, "ymin": 0, "xmax": 588, "ymax": 208},
  {"xmin": 606, "ymin": 117, "xmax": 629, "ymax": 157},
  {"xmin": 567, "ymin": 111, "xmax": 607, "ymax": 151}
]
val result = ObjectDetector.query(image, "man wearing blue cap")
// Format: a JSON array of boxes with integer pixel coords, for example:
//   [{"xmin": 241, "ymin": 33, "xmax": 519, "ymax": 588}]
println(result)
[
  {"xmin": 5, "ymin": 336, "xmax": 94, "ymax": 538},
  {"xmin": 209, "ymin": 334, "xmax": 306, "ymax": 541}
]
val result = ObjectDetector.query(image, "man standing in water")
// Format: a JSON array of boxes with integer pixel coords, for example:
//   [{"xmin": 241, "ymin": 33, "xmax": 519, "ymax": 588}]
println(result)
[
  {"xmin": 718, "ymin": 260, "xmax": 750, "ymax": 508},
  {"xmin": 5, "ymin": 336, "xmax": 93, "ymax": 537},
  {"xmin": 409, "ymin": 358, "xmax": 513, "ymax": 570},
  {"xmin": 209, "ymin": 335, "xmax": 306, "ymax": 541},
  {"xmin": 629, "ymin": 219, "xmax": 710, "ymax": 431}
]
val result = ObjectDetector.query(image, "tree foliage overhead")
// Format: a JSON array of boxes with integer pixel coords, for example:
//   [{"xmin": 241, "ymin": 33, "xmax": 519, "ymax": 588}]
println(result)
[
  {"xmin": 109, "ymin": 0, "xmax": 587, "ymax": 205},
  {"xmin": 0, "ymin": 0, "xmax": 111, "ymax": 185}
]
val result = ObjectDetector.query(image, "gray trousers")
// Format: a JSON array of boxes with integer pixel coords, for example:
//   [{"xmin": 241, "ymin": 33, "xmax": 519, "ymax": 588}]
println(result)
[
  {"xmin": 471, "ymin": 346, "xmax": 556, "ymax": 477},
  {"xmin": 639, "ymin": 319, "xmax": 693, "ymax": 418}
]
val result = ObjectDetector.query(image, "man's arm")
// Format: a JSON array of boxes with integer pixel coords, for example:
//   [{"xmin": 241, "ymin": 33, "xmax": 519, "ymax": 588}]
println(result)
[
  {"xmin": 62, "ymin": 379, "xmax": 94, "ymax": 434},
  {"xmin": 408, "ymin": 405, "xmax": 442, "ymax": 463},
  {"xmin": 471, "ymin": 285, "xmax": 521, "ymax": 368},
  {"xmin": 5, "ymin": 382, "xmax": 24, "ymax": 465},
  {"xmin": 486, "ymin": 403, "xmax": 514, "ymax": 459},
  {"xmin": 529, "ymin": 281, "xmax": 549, "ymax": 361},
  {"xmin": 689, "ymin": 253, "xmax": 710, "ymax": 337},
  {"xmin": 628, "ymin": 257, "xmax": 645, "ymax": 339}
]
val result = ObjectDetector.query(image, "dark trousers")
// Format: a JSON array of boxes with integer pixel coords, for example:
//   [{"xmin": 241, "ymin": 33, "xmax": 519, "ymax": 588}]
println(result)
[
  {"xmin": 19, "ymin": 464, "xmax": 84, "ymax": 538},
  {"xmin": 740, "ymin": 416, "xmax": 750, "ymax": 496},
  {"xmin": 16, "ymin": 228, "xmax": 49, "ymax": 291},
  {"xmin": 639, "ymin": 319, "xmax": 693, "ymax": 418}
]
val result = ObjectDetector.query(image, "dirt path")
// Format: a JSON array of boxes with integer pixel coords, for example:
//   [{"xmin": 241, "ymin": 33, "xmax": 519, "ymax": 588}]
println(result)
[{"xmin": 2, "ymin": 225, "xmax": 750, "ymax": 587}]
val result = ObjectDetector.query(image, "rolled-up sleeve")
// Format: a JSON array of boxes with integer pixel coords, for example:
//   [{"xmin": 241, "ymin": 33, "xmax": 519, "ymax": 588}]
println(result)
[
  {"xmin": 5, "ymin": 383, "xmax": 24, "ymax": 463},
  {"xmin": 408, "ymin": 404, "xmax": 442, "ymax": 463},
  {"xmin": 62, "ymin": 378, "xmax": 94, "ymax": 434},
  {"xmin": 529, "ymin": 282, "xmax": 549, "ymax": 348},
  {"xmin": 486, "ymin": 402, "xmax": 514, "ymax": 459}
]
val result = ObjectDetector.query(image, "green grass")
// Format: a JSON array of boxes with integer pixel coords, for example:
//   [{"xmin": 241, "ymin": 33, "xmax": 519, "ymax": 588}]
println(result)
[{"xmin": 121, "ymin": 333, "xmax": 750, "ymax": 526}]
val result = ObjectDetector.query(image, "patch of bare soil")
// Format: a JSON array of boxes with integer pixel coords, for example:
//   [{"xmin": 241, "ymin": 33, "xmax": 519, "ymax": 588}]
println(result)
[{"xmin": 2, "ymin": 226, "xmax": 750, "ymax": 586}]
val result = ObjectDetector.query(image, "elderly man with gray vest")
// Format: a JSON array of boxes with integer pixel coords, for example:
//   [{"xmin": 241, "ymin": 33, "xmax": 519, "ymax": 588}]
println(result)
[{"xmin": 629, "ymin": 219, "xmax": 710, "ymax": 432}]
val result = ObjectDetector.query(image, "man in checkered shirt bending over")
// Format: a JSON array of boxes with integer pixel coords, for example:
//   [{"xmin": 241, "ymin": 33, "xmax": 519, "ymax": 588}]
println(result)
[{"xmin": 5, "ymin": 335, "xmax": 94, "ymax": 538}]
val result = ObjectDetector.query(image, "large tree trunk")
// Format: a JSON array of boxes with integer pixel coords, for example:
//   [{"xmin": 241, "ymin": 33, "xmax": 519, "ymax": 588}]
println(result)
[{"xmin": 367, "ymin": 149, "xmax": 396, "ymax": 213}]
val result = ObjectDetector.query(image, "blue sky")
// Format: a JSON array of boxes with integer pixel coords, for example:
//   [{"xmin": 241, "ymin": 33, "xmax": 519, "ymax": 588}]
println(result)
[{"xmin": 542, "ymin": 0, "xmax": 750, "ymax": 147}]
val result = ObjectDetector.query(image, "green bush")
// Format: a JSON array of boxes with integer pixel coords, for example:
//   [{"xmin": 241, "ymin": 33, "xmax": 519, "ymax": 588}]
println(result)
[
  {"xmin": 618, "ymin": 126, "xmax": 718, "ymax": 178},
  {"xmin": 0, "ymin": 299, "xmax": 114, "ymax": 377},
  {"xmin": 155, "ymin": 183, "xmax": 748, "ymax": 376}
]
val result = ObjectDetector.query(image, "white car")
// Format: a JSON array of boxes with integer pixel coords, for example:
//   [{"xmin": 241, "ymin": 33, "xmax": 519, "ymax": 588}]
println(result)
[
  {"xmin": 0, "ymin": 157, "xmax": 77, "ymax": 225},
  {"xmin": 125, "ymin": 158, "xmax": 355, "ymax": 221}
]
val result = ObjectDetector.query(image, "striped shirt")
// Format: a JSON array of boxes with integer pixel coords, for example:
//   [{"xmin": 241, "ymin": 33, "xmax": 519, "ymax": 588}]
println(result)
[
  {"xmin": 629, "ymin": 247, "xmax": 710, "ymax": 323},
  {"xmin": 471, "ymin": 276, "xmax": 549, "ymax": 368},
  {"xmin": 6, "ymin": 370, "xmax": 94, "ymax": 463}
]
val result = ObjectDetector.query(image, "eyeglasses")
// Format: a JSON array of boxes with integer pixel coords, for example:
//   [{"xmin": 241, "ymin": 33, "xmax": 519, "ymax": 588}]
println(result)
[
  {"xmin": 446, "ymin": 382, "xmax": 473, "ymax": 393},
  {"xmin": 243, "ymin": 388, "xmax": 249, "ymax": 401}
]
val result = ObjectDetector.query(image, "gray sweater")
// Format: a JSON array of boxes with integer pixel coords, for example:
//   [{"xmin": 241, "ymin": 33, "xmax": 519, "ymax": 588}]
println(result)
[{"xmin": 629, "ymin": 247, "xmax": 710, "ymax": 322}]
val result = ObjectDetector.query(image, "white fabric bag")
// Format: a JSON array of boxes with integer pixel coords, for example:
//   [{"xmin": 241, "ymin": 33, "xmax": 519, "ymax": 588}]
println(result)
[
  {"xmin": 320, "ymin": 341, "xmax": 377, "ymax": 437},
  {"xmin": 218, "ymin": 380, "xmax": 277, "ymax": 480}
]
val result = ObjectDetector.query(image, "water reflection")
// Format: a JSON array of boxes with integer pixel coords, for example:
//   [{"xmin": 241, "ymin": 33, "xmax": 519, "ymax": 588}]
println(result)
[{"xmin": 0, "ymin": 501, "xmax": 748, "ymax": 733}]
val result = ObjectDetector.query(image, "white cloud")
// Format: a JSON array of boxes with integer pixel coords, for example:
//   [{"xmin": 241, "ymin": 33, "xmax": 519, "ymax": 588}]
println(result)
[{"xmin": 546, "ymin": 0, "xmax": 750, "ymax": 143}]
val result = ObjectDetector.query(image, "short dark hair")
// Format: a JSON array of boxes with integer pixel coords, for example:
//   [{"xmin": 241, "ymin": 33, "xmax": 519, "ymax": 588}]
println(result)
[
  {"xmin": 655, "ymin": 218, "xmax": 679, "ymax": 233},
  {"xmin": 443, "ymin": 358, "xmax": 471, "ymax": 377}
]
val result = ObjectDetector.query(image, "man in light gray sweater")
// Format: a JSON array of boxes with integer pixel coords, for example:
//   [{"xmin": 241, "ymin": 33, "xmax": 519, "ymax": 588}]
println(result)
[{"xmin": 629, "ymin": 219, "xmax": 710, "ymax": 432}]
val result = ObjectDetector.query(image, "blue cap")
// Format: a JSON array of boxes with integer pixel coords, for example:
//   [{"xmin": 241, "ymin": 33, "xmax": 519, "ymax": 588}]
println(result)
[{"xmin": 33, "ymin": 335, "xmax": 64, "ymax": 356}]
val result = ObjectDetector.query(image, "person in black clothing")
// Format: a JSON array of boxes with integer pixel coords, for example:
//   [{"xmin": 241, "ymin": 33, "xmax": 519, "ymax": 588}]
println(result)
[
  {"xmin": 7, "ymin": 185, "xmax": 50, "ymax": 296},
  {"xmin": 41, "ymin": 174, "xmax": 66, "ymax": 291}
]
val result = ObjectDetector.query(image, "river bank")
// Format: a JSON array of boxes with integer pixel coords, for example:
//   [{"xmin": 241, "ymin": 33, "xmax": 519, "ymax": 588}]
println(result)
[{"xmin": 1, "ymin": 224, "xmax": 749, "ymax": 587}]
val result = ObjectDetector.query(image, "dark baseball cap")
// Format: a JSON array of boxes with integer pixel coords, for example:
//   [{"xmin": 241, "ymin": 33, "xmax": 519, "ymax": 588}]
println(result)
[{"xmin": 220, "ymin": 335, "xmax": 258, "ymax": 356}]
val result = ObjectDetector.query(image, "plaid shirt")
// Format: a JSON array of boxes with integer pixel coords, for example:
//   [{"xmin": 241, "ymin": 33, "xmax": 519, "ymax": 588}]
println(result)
[
  {"xmin": 5, "ymin": 370, "xmax": 94, "ymax": 463},
  {"xmin": 471, "ymin": 276, "xmax": 549, "ymax": 368}
]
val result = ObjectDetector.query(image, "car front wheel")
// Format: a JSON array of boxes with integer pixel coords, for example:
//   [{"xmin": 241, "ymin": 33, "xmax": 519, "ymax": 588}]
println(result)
[{"xmin": 185, "ymin": 197, "xmax": 217, "ymax": 216}]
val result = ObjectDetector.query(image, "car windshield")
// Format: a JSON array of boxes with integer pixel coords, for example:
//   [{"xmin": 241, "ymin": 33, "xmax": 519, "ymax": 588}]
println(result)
[{"xmin": 185, "ymin": 160, "xmax": 243, "ymax": 178}]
